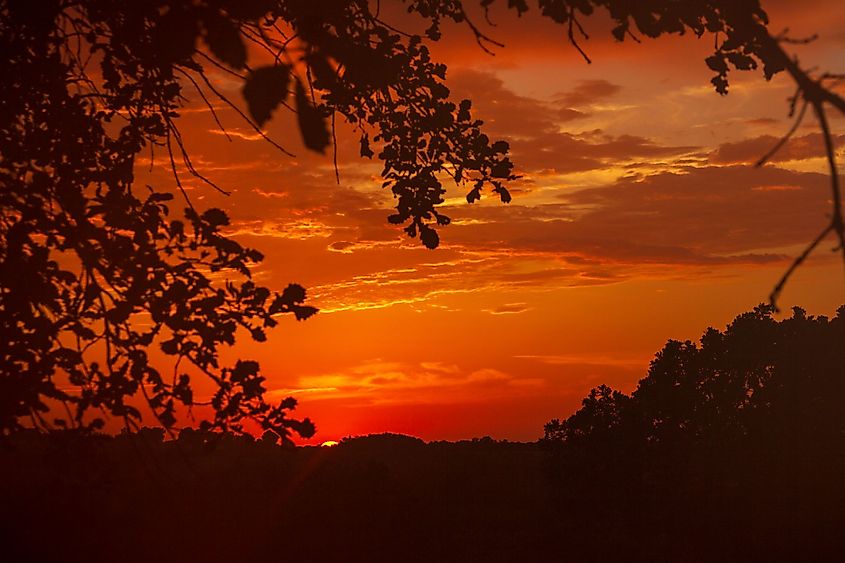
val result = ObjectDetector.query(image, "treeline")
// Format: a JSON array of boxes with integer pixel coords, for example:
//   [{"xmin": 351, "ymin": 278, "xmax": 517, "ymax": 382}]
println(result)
[
  {"xmin": 1, "ymin": 306, "xmax": 843, "ymax": 562},
  {"xmin": 542, "ymin": 304, "xmax": 845, "ymax": 561}
]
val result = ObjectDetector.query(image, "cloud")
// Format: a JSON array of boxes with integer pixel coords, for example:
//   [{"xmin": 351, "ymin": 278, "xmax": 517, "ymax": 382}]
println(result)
[
  {"xmin": 483, "ymin": 302, "xmax": 532, "ymax": 315},
  {"xmin": 558, "ymin": 164, "xmax": 831, "ymax": 255},
  {"xmin": 223, "ymin": 159, "xmax": 833, "ymax": 314},
  {"xmin": 439, "ymin": 164, "xmax": 830, "ymax": 261},
  {"xmin": 555, "ymin": 79, "xmax": 622, "ymax": 107},
  {"xmin": 144, "ymin": 52, "xmax": 838, "ymax": 320},
  {"xmin": 709, "ymin": 133, "xmax": 845, "ymax": 165},
  {"xmin": 515, "ymin": 353, "xmax": 649, "ymax": 368},
  {"xmin": 447, "ymin": 70, "xmax": 698, "ymax": 175},
  {"xmin": 268, "ymin": 359, "xmax": 529, "ymax": 406},
  {"xmin": 558, "ymin": 107, "xmax": 589, "ymax": 122}
]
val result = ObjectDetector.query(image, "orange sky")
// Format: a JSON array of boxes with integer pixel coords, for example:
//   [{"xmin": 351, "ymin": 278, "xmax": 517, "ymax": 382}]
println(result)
[{"xmin": 138, "ymin": 0, "xmax": 845, "ymax": 443}]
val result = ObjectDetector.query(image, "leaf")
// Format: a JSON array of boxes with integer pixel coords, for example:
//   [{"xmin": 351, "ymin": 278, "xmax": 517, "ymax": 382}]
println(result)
[
  {"xmin": 306, "ymin": 52, "xmax": 338, "ymax": 90},
  {"xmin": 295, "ymin": 79, "xmax": 330, "ymax": 153},
  {"xmin": 612, "ymin": 23, "xmax": 627, "ymax": 42},
  {"xmin": 420, "ymin": 225, "xmax": 440, "ymax": 249},
  {"xmin": 491, "ymin": 140, "xmax": 509, "ymax": 154},
  {"xmin": 242, "ymin": 65, "xmax": 291, "ymax": 126},
  {"xmin": 203, "ymin": 13, "xmax": 247, "ymax": 69},
  {"xmin": 292, "ymin": 305, "xmax": 318, "ymax": 321},
  {"xmin": 281, "ymin": 283, "xmax": 306, "ymax": 304},
  {"xmin": 490, "ymin": 160, "xmax": 512, "ymax": 178},
  {"xmin": 360, "ymin": 133, "xmax": 374, "ymax": 158},
  {"xmin": 705, "ymin": 54, "xmax": 728, "ymax": 74},
  {"xmin": 466, "ymin": 187, "xmax": 482, "ymax": 204},
  {"xmin": 155, "ymin": 8, "xmax": 199, "ymax": 63},
  {"xmin": 160, "ymin": 339, "xmax": 180, "ymax": 355},
  {"xmin": 497, "ymin": 187, "xmax": 512, "ymax": 204},
  {"xmin": 201, "ymin": 208, "xmax": 229, "ymax": 227},
  {"xmin": 250, "ymin": 327, "xmax": 267, "ymax": 342}
]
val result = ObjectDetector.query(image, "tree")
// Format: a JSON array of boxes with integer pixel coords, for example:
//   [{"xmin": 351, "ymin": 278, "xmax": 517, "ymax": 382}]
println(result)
[
  {"xmin": 542, "ymin": 304, "xmax": 845, "ymax": 559},
  {"xmin": 545, "ymin": 304, "xmax": 845, "ymax": 452},
  {"xmin": 2, "ymin": 0, "xmax": 842, "ymax": 440}
]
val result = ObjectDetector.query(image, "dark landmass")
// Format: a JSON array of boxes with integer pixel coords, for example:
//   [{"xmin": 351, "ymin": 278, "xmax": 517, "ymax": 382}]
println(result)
[{"xmin": 1, "ymin": 427, "xmax": 842, "ymax": 563}]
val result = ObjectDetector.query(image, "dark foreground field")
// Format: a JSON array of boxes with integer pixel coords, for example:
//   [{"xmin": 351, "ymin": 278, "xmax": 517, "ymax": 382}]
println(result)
[{"xmin": 2, "ymin": 429, "xmax": 843, "ymax": 563}]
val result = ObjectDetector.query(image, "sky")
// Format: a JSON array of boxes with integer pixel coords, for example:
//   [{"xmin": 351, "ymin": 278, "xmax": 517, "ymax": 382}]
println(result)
[{"xmin": 139, "ymin": 0, "xmax": 845, "ymax": 443}]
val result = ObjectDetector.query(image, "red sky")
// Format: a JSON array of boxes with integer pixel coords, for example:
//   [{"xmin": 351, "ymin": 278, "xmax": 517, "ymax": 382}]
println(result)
[{"xmin": 139, "ymin": 0, "xmax": 845, "ymax": 443}]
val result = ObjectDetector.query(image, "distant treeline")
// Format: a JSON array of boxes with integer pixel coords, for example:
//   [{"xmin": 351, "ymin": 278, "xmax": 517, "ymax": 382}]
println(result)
[{"xmin": 1, "ymin": 305, "xmax": 843, "ymax": 562}]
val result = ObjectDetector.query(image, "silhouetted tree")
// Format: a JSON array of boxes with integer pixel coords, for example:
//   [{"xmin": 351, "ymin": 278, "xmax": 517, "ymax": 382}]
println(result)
[
  {"xmin": 2, "ymin": 0, "xmax": 842, "ymax": 438},
  {"xmin": 543, "ymin": 304, "xmax": 845, "ymax": 560},
  {"xmin": 546, "ymin": 304, "xmax": 845, "ymax": 447}
]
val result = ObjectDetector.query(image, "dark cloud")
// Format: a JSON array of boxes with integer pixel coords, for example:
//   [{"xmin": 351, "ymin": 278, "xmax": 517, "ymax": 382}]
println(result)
[
  {"xmin": 709, "ymin": 133, "xmax": 845, "ymax": 165},
  {"xmin": 555, "ymin": 79, "xmax": 622, "ymax": 107},
  {"xmin": 448, "ymin": 70, "xmax": 697, "ymax": 175},
  {"xmin": 744, "ymin": 117, "xmax": 780, "ymax": 126},
  {"xmin": 447, "ymin": 70, "xmax": 557, "ymax": 137},
  {"xmin": 442, "ymin": 164, "xmax": 829, "ymax": 264},
  {"xmin": 558, "ymin": 107, "xmax": 589, "ymax": 121},
  {"xmin": 305, "ymin": 163, "xmax": 833, "ymax": 310}
]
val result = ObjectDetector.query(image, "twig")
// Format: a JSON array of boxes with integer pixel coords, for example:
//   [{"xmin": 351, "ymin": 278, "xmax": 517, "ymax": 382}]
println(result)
[
  {"xmin": 814, "ymin": 102, "xmax": 845, "ymax": 254},
  {"xmin": 165, "ymin": 131, "xmax": 196, "ymax": 211},
  {"xmin": 176, "ymin": 67, "xmax": 231, "ymax": 142},
  {"xmin": 195, "ymin": 69, "xmax": 296, "ymax": 157},
  {"xmin": 165, "ymin": 118, "xmax": 231, "ymax": 196},
  {"xmin": 331, "ymin": 112, "xmax": 340, "ymax": 185},
  {"xmin": 769, "ymin": 223, "xmax": 834, "ymax": 310},
  {"xmin": 568, "ymin": 8, "xmax": 592, "ymax": 64},
  {"xmin": 755, "ymin": 99, "xmax": 809, "ymax": 167}
]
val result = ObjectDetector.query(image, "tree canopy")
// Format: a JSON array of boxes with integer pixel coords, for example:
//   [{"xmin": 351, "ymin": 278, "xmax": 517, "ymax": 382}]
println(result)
[
  {"xmin": 542, "ymin": 304, "xmax": 845, "ymax": 559},
  {"xmin": 545, "ymin": 304, "xmax": 845, "ymax": 446},
  {"xmin": 2, "ymin": 0, "xmax": 843, "ymax": 440}
]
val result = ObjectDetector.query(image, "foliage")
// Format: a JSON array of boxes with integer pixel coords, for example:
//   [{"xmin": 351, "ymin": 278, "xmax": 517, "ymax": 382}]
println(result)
[
  {"xmin": 544, "ymin": 305, "xmax": 845, "ymax": 445},
  {"xmin": 2, "ymin": 0, "xmax": 843, "ymax": 439},
  {"xmin": 543, "ymin": 304, "xmax": 845, "ymax": 558},
  {"xmin": 0, "ymin": 0, "xmax": 326, "ymax": 439}
]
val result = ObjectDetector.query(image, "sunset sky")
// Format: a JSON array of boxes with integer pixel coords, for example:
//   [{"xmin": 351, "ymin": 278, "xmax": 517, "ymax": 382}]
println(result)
[{"xmin": 140, "ymin": 0, "xmax": 844, "ymax": 443}]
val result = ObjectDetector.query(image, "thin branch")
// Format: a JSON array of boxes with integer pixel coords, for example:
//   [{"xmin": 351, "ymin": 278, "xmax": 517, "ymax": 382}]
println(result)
[
  {"xmin": 331, "ymin": 112, "xmax": 340, "ymax": 185},
  {"xmin": 568, "ymin": 9, "xmax": 592, "ymax": 64},
  {"xmin": 755, "ymin": 99, "xmax": 809, "ymax": 167},
  {"xmin": 176, "ymin": 67, "xmax": 232, "ymax": 142},
  {"xmin": 165, "ymin": 118, "xmax": 231, "ymax": 196},
  {"xmin": 165, "ymin": 130, "xmax": 196, "ymax": 211},
  {"xmin": 754, "ymin": 25, "xmax": 845, "ymax": 304},
  {"xmin": 195, "ymin": 69, "xmax": 296, "ymax": 157},
  {"xmin": 814, "ymin": 102, "xmax": 845, "ymax": 255},
  {"xmin": 769, "ymin": 223, "xmax": 834, "ymax": 310},
  {"xmin": 194, "ymin": 51, "xmax": 248, "ymax": 80},
  {"xmin": 458, "ymin": 7, "xmax": 505, "ymax": 55}
]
